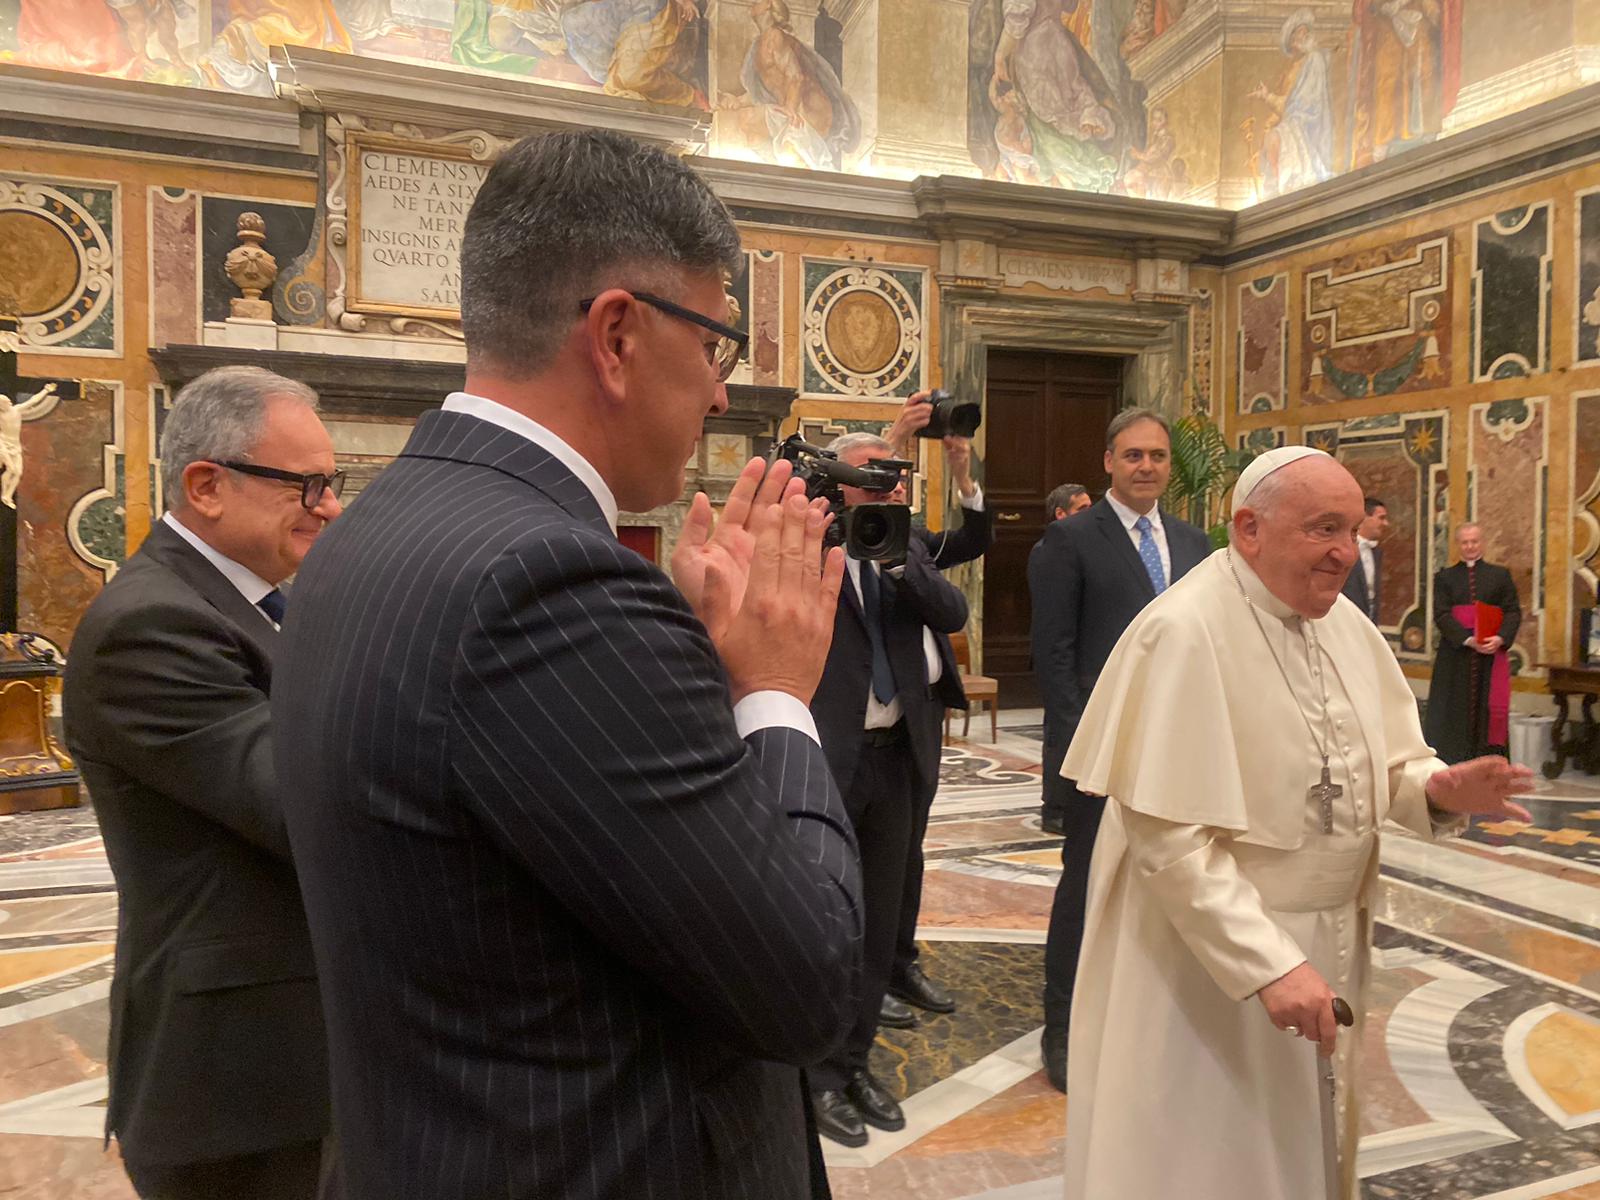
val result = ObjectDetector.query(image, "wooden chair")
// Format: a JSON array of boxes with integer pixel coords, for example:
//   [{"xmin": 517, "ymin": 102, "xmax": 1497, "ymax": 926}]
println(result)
[{"xmin": 944, "ymin": 631, "xmax": 999, "ymax": 743}]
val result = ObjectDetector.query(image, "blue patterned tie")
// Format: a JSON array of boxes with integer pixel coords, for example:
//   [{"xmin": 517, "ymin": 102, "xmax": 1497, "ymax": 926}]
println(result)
[
  {"xmin": 1135, "ymin": 515, "xmax": 1167, "ymax": 594},
  {"xmin": 858, "ymin": 562, "xmax": 898, "ymax": 704},
  {"xmin": 257, "ymin": 588, "xmax": 286, "ymax": 624}
]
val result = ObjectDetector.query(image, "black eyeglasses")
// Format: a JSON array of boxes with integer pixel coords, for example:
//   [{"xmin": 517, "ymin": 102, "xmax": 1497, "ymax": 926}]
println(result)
[
  {"xmin": 216, "ymin": 461, "xmax": 346, "ymax": 510},
  {"xmin": 579, "ymin": 291, "xmax": 749, "ymax": 382}
]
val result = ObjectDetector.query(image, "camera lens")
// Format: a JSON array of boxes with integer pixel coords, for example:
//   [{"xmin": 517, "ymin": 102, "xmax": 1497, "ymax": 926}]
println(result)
[{"xmin": 853, "ymin": 509, "xmax": 892, "ymax": 556}]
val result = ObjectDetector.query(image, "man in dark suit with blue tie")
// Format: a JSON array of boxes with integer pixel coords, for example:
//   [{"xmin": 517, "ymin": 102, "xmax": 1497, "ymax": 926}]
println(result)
[
  {"xmin": 1028, "ymin": 407, "xmax": 1211, "ymax": 1092},
  {"xmin": 63, "ymin": 366, "xmax": 344, "ymax": 1199},
  {"xmin": 1339, "ymin": 496, "xmax": 1389, "ymax": 622},
  {"xmin": 273, "ymin": 130, "xmax": 861, "ymax": 1200},
  {"xmin": 805, "ymin": 413, "xmax": 991, "ymax": 1147}
]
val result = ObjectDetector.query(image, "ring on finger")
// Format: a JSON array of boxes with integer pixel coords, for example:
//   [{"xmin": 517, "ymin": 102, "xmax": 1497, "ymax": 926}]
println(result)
[{"xmin": 1284, "ymin": 1025, "xmax": 1301, "ymax": 1036}]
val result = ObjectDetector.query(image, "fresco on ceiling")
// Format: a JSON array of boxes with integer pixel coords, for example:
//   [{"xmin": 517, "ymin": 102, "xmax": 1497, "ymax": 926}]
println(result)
[{"xmin": 0, "ymin": 0, "xmax": 1588, "ymax": 209}]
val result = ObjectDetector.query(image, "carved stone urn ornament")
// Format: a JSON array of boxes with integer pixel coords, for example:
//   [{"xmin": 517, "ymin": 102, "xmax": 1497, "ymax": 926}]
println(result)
[{"xmin": 224, "ymin": 212, "xmax": 279, "ymax": 320}]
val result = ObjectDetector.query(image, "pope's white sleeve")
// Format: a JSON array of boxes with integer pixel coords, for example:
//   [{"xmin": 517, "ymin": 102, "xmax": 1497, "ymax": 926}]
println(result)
[
  {"xmin": 1387, "ymin": 756, "xmax": 1469, "ymax": 839},
  {"xmin": 1121, "ymin": 808, "xmax": 1307, "ymax": 1002}
]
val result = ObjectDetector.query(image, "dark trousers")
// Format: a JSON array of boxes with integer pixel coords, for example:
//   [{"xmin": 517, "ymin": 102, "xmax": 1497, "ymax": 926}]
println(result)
[
  {"xmin": 812, "ymin": 729, "xmax": 916, "ymax": 1092},
  {"xmin": 124, "ymin": 1139, "xmax": 330, "ymax": 1200},
  {"xmin": 890, "ymin": 777, "xmax": 936, "ymax": 981},
  {"xmin": 1039, "ymin": 713, "xmax": 1073, "ymax": 823},
  {"xmin": 1042, "ymin": 788, "xmax": 1107, "ymax": 1031}
]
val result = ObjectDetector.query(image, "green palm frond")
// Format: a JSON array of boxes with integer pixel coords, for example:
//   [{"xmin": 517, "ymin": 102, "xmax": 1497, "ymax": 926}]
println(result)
[{"xmin": 1166, "ymin": 412, "xmax": 1230, "ymax": 528}]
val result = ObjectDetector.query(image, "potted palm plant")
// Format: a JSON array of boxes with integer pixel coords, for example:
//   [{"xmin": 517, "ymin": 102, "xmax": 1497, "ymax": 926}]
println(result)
[{"xmin": 1164, "ymin": 409, "xmax": 1259, "ymax": 549}]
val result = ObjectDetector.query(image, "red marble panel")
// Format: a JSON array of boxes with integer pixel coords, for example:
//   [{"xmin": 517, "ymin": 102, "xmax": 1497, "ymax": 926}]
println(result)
[
  {"xmin": 148, "ymin": 188, "xmax": 198, "ymax": 348},
  {"xmin": 16, "ymin": 382, "xmax": 114, "ymax": 651},
  {"xmin": 751, "ymin": 249, "xmax": 782, "ymax": 386},
  {"xmin": 1237, "ymin": 274, "xmax": 1287, "ymax": 413},
  {"xmin": 1471, "ymin": 399, "xmax": 1547, "ymax": 666}
]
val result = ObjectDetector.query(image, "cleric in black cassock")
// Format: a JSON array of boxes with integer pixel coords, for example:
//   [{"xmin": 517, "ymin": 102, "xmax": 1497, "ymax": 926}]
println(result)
[{"xmin": 1424, "ymin": 523, "xmax": 1522, "ymax": 764}]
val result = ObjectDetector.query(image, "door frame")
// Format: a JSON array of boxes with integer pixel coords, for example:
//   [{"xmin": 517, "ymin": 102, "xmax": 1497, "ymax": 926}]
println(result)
[{"xmin": 936, "ymin": 290, "xmax": 1193, "ymax": 676}]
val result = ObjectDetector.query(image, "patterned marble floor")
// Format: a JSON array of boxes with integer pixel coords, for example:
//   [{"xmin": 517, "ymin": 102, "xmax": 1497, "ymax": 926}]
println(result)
[{"xmin": 3, "ymin": 715, "xmax": 1600, "ymax": 1198}]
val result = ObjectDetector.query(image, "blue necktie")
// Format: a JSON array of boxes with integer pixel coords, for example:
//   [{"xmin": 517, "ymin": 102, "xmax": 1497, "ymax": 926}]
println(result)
[
  {"xmin": 1135, "ymin": 515, "xmax": 1167, "ymax": 595},
  {"xmin": 858, "ymin": 562, "xmax": 897, "ymax": 705},
  {"xmin": 257, "ymin": 588, "xmax": 286, "ymax": 624}
]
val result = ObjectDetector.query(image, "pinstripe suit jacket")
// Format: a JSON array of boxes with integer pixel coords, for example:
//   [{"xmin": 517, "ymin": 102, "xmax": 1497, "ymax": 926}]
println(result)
[{"xmin": 273, "ymin": 410, "xmax": 863, "ymax": 1200}]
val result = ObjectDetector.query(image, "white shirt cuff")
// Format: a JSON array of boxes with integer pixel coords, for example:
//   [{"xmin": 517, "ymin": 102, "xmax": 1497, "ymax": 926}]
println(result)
[
  {"xmin": 733, "ymin": 690, "xmax": 821, "ymax": 745},
  {"xmin": 960, "ymin": 483, "xmax": 985, "ymax": 511}
]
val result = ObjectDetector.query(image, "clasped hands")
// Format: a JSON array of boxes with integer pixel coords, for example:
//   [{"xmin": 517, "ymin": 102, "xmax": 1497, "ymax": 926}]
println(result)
[
  {"xmin": 1465, "ymin": 634, "xmax": 1504, "ymax": 655},
  {"xmin": 671, "ymin": 457, "xmax": 846, "ymax": 705}
]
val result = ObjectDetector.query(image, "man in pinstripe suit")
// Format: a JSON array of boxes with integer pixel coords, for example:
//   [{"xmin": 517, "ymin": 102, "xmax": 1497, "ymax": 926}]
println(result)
[{"xmin": 273, "ymin": 130, "xmax": 862, "ymax": 1200}]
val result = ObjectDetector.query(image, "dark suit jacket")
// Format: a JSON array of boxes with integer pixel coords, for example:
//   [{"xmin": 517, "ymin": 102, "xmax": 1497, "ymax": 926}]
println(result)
[
  {"xmin": 1340, "ymin": 543, "xmax": 1383, "ymax": 621},
  {"xmin": 61, "ymin": 520, "xmax": 328, "ymax": 1165},
  {"xmin": 811, "ymin": 504, "xmax": 993, "ymax": 797},
  {"xmin": 272, "ymin": 410, "xmax": 862, "ymax": 1200},
  {"xmin": 1028, "ymin": 499, "xmax": 1212, "ymax": 774}
]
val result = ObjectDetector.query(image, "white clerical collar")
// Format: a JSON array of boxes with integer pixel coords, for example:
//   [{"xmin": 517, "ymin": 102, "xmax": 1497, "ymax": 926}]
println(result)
[
  {"xmin": 1105, "ymin": 490, "xmax": 1162, "ymax": 532},
  {"xmin": 442, "ymin": 392, "xmax": 619, "ymax": 534},
  {"xmin": 1227, "ymin": 548, "xmax": 1297, "ymax": 621},
  {"xmin": 161, "ymin": 511, "xmax": 278, "ymax": 610}
]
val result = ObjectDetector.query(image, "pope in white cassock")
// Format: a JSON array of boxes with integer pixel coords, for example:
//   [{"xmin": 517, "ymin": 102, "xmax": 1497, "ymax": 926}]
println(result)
[{"xmin": 1059, "ymin": 447, "xmax": 1533, "ymax": 1200}]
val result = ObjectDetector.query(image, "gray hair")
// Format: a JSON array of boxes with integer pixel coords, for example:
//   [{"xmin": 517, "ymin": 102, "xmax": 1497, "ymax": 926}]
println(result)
[
  {"xmin": 827, "ymin": 431, "xmax": 893, "ymax": 458},
  {"xmin": 1105, "ymin": 406, "xmax": 1171, "ymax": 450},
  {"xmin": 160, "ymin": 366, "xmax": 317, "ymax": 510},
  {"xmin": 1455, "ymin": 521, "xmax": 1482, "ymax": 537},
  {"xmin": 460, "ymin": 129, "xmax": 744, "ymax": 378},
  {"xmin": 1045, "ymin": 483, "xmax": 1087, "ymax": 516}
]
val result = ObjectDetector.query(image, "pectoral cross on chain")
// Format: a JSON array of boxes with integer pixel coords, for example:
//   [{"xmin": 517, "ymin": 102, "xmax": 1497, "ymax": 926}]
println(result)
[{"xmin": 1309, "ymin": 762, "xmax": 1342, "ymax": 835}]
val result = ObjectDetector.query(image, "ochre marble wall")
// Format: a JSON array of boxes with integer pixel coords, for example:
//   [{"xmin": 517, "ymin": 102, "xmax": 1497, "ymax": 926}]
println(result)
[
  {"xmin": 1222, "ymin": 159, "xmax": 1600, "ymax": 685},
  {"xmin": 7, "ymin": 142, "xmax": 316, "ymax": 649}
]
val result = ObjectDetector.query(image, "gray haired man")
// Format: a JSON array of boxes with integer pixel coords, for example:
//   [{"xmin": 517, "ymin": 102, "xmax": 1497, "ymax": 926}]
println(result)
[{"xmin": 63, "ymin": 365, "xmax": 342, "ymax": 1199}]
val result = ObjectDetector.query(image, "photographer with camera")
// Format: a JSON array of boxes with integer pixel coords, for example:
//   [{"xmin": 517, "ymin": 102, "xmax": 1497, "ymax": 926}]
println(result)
[{"xmin": 804, "ymin": 391, "xmax": 992, "ymax": 1148}]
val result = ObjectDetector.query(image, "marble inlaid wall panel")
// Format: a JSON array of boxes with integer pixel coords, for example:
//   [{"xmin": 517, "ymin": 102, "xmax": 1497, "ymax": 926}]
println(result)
[
  {"xmin": 1471, "ymin": 203, "xmax": 1552, "ymax": 381},
  {"xmin": 1577, "ymin": 187, "xmax": 1600, "ymax": 366},
  {"xmin": 1191, "ymin": 286, "xmax": 1215, "ymax": 415},
  {"xmin": 1571, "ymin": 391, "xmax": 1600, "ymax": 634},
  {"xmin": 0, "ymin": 176, "xmax": 118, "ymax": 356},
  {"xmin": 17, "ymin": 380, "xmax": 117, "ymax": 651},
  {"xmin": 1468, "ymin": 399, "xmax": 1548, "ymax": 675},
  {"xmin": 1239, "ymin": 426, "xmax": 1286, "ymax": 456},
  {"xmin": 801, "ymin": 259, "xmax": 927, "ymax": 400},
  {"xmin": 1306, "ymin": 412, "xmax": 1449, "ymax": 658},
  {"xmin": 1236, "ymin": 273, "xmax": 1288, "ymax": 414},
  {"xmin": 147, "ymin": 187, "xmax": 199, "ymax": 348},
  {"xmin": 1302, "ymin": 233, "xmax": 1452, "ymax": 405},
  {"xmin": 726, "ymin": 248, "xmax": 782, "ymax": 389}
]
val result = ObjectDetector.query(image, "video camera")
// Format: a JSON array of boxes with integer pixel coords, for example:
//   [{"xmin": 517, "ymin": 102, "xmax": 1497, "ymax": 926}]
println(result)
[{"xmin": 769, "ymin": 434, "xmax": 912, "ymax": 563}]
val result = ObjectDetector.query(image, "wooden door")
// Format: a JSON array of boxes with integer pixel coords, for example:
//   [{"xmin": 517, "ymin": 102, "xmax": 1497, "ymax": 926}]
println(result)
[{"xmin": 981, "ymin": 349, "xmax": 1124, "ymax": 706}]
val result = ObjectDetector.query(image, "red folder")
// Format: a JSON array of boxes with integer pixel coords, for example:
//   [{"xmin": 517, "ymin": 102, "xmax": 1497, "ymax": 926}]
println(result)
[{"xmin": 1474, "ymin": 602, "xmax": 1503, "ymax": 641}]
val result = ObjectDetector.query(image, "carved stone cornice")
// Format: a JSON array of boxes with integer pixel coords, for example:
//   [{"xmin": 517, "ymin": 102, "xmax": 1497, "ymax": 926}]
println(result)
[
  {"xmin": 1126, "ymin": 0, "xmax": 1348, "ymax": 93},
  {"xmin": 695, "ymin": 156, "xmax": 922, "ymax": 224},
  {"xmin": 0, "ymin": 61, "xmax": 307, "ymax": 152},
  {"xmin": 912, "ymin": 176, "xmax": 1234, "ymax": 260},
  {"xmin": 269, "ymin": 46, "xmax": 710, "ymax": 151}
]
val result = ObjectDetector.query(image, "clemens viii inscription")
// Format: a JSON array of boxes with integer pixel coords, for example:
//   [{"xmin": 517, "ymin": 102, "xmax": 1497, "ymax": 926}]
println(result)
[{"xmin": 347, "ymin": 136, "xmax": 490, "ymax": 318}]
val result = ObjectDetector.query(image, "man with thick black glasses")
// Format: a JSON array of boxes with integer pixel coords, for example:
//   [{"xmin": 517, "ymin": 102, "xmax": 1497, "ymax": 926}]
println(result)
[
  {"xmin": 273, "ymin": 129, "xmax": 859, "ymax": 1200},
  {"xmin": 63, "ymin": 365, "xmax": 343, "ymax": 1200}
]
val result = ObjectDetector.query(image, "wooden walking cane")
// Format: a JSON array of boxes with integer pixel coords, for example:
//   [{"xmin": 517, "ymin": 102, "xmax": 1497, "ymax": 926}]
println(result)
[{"xmin": 1321, "ymin": 997, "xmax": 1357, "ymax": 1199}]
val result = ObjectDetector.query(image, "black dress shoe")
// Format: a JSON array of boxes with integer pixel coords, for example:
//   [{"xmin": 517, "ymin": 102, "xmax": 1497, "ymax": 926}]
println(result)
[
  {"xmin": 1042, "ymin": 1025, "xmax": 1067, "ymax": 1094},
  {"xmin": 889, "ymin": 963, "xmax": 956, "ymax": 1014},
  {"xmin": 846, "ymin": 1069, "xmax": 905, "ymax": 1132},
  {"xmin": 878, "ymin": 993, "xmax": 918, "ymax": 1028},
  {"xmin": 1041, "ymin": 811, "xmax": 1067, "ymax": 836},
  {"xmin": 811, "ymin": 1089, "xmax": 868, "ymax": 1148}
]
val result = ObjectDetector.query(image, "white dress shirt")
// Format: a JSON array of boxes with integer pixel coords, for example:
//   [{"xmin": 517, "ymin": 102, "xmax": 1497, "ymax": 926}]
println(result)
[
  {"xmin": 442, "ymin": 391, "xmax": 817, "ymax": 744},
  {"xmin": 1105, "ymin": 489, "xmax": 1170, "ymax": 582},
  {"xmin": 161, "ymin": 511, "xmax": 279, "ymax": 628},
  {"xmin": 849, "ymin": 484, "xmax": 985, "ymax": 730},
  {"xmin": 1357, "ymin": 537, "xmax": 1378, "ymax": 606}
]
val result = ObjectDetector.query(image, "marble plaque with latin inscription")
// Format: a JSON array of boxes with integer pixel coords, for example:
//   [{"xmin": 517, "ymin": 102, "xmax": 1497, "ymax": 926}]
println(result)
[
  {"xmin": 348, "ymin": 138, "xmax": 489, "ymax": 317},
  {"xmin": 999, "ymin": 253, "xmax": 1132, "ymax": 296}
]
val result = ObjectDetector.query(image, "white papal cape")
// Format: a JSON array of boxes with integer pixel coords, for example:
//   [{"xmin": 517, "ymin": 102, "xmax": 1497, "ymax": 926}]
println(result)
[{"xmin": 1060, "ymin": 550, "xmax": 1453, "ymax": 1200}]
